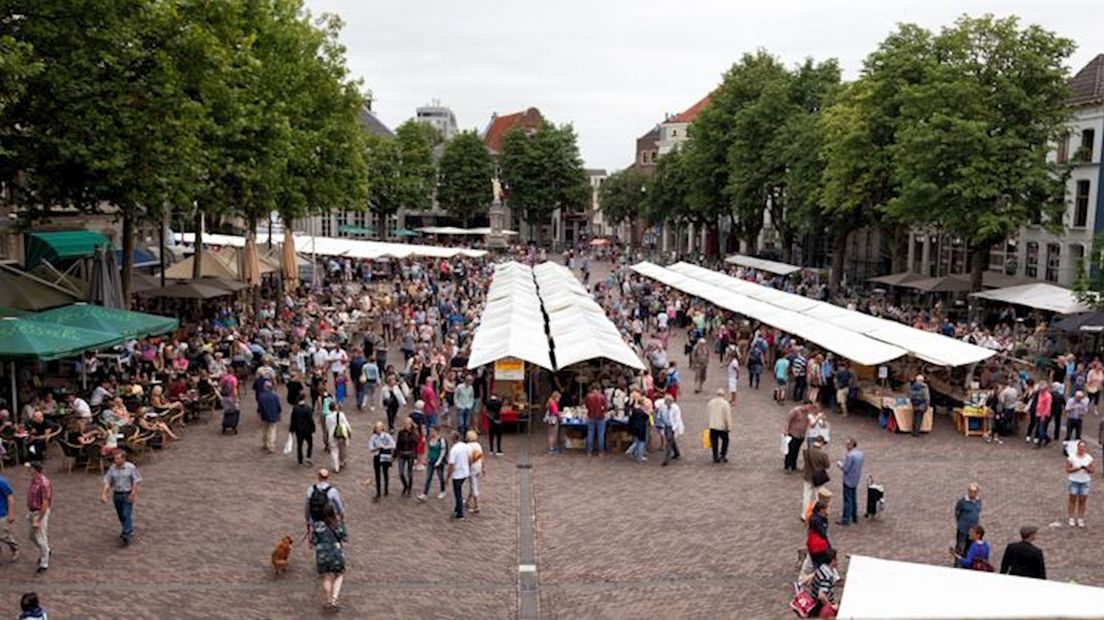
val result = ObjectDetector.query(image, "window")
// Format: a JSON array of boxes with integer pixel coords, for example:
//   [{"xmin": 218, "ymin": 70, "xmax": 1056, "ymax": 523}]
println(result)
[
  {"xmin": 321, "ymin": 216, "xmax": 332, "ymax": 238},
  {"xmin": 1025, "ymin": 241, "xmax": 1039, "ymax": 278},
  {"xmin": 1004, "ymin": 240, "xmax": 1018, "ymax": 275},
  {"xmin": 1081, "ymin": 128, "xmax": 1096, "ymax": 162},
  {"xmin": 1057, "ymin": 133, "xmax": 1070, "ymax": 164},
  {"xmin": 1070, "ymin": 243, "xmax": 1085, "ymax": 280},
  {"xmin": 1045, "ymin": 243, "xmax": 1061, "ymax": 282},
  {"xmin": 671, "ymin": 129, "xmax": 678, "ymax": 138},
  {"xmin": 1075, "ymin": 180, "xmax": 1091, "ymax": 228}
]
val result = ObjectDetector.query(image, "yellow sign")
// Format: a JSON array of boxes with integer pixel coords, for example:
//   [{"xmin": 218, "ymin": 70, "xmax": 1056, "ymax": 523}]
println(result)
[{"xmin": 495, "ymin": 358, "xmax": 525, "ymax": 381}]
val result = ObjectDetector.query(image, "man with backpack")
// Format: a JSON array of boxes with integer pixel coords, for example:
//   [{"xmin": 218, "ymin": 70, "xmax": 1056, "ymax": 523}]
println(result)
[
  {"xmin": 305, "ymin": 469, "xmax": 345, "ymax": 539},
  {"xmin": 909, "ymin": 375, "xmax": 930, "ymax": 437}
]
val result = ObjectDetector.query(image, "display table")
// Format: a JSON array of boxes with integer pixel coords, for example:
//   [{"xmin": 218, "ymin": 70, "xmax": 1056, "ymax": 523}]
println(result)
[
  {"xmin": 558, "ymin": 415, "xmax": 631, "ymax": 451},
  {"xmin": 953, "ymin": 406, "xmax": 989, "ymax": 437},
  {"xmin": 855, "ymin": 384, "xmax": 932, "ymax": 434}
]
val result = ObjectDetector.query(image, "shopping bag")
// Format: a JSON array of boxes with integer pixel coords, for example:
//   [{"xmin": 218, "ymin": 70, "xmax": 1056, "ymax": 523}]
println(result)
[
  {"xmin": 282, "ymin": 434, "xmax": 294, "ymax": 456},
  {"xmin": 701, "ymin": 428, "xmax": 711, "ymax": 450},
  {"xmin": 780, "ymin": 434, "xmax": 790, "ymax": 455},
  {"xmin": 789, "ymin": 590, "xmax": 817, "ymax": 617}
]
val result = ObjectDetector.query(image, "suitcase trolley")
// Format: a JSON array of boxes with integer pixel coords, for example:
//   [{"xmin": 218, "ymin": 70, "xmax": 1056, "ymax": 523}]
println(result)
[{"xmin": 865, "ymin": 475, "xmax": 885, "ymax": 519}]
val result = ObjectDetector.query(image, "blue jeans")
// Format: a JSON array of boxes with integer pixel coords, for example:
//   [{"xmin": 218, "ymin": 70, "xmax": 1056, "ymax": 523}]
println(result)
[
  {"xmin": 585, "ymin": 418, "xmax": 606, "ymax": 454},
  {"xmin": 1035, "ymin": 417, "xmax": 1050, "ymax": 443},
  {"xmin": 424, "ymin": 464, "xmax": 445, "ymax": 496},
  {"xmin": 113, "ymin": 492, "xmax": 134, "ymax": 538},
  {"xmin": 841, "ymin": 484, "xmax": 857, "ymax": 525},
  {"xmin": 457, "ymin": 408, "xmax": 472, "ymax": 435},
  {"xmin": 630, "ymin": 437, "xmax": 646, "ymax": 461}
]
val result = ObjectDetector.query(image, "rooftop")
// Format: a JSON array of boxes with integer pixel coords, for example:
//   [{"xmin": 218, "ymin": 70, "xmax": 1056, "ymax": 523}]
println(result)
[
  {"xmin": 667, "ymin": 92, "xmax": 713, "ymax": 124},
  {"xmin": 1068, "ymin": 54, "xmax": 1104, "ymax": 107},
  {"xmin": 482, "ymin": 108, "xmax": 544, "ymax": 154},
  {"xmin": 357, "ymin": 104, "xmax": 395, "ymax": 138}
]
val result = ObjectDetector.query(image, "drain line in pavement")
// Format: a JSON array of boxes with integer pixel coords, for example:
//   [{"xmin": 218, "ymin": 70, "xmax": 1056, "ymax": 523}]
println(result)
[{"xmin": 517, "ymin": 431, "xmax": 539, "ymax": 619}]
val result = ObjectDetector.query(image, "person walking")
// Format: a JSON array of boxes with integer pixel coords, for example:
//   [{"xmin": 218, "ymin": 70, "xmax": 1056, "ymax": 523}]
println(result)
[
  {"xmin": 725, "ymin": 347, "xmax": 740, "ymax": 404},
  {"xmin": 1028, "ymin": 381, "xmax": 1053, "ymax": 448},
  {"xmin": 836, "ymin": 438, "xmax": 864, "ymax": 526},
  {"xmin": 99, "ymin": 450, "xmax": 140, "ymax": 546},
  {"xmin": 257, "ymin": 380, "xmax": 282, "ymax": 454},
  {"xmin": 707, "ymin": 389, "xmax": 733, "ymax": 463},
  {"xmin": 690, "ymin": 337, "xmax": 710, "ymax": 394},
  {"xmin": 25, "ymin": 462, "xmax": 50, "ymax": 574},
  {"xmin": 999, "ymin": 525, "xmax": 1046, "ymax": 579},
  {"xmin": 908, "ymin": 374, "xmax": 930, "ymax": 437},
  {"xmin": 783, "ymin": 404, "xmax": 809, "ymax": 473},
  {"xmin": 396, "ymin": 418, "xmax": 418, "ymax": 497},
  {"xmin": 660, "ymin": 394, "xmax": 683, "ymax": 466},
  {"xmin": 954, "ymin": 483, "xmax": 983, "ymax": 556},
  {"xmin": 417, "ymin": 426, "xmax": 448, "ymax": 501},
  {"xmin": 484, "ymin": 393, "xmax": 504, "ymax": 456},
  {"xmin": 583, "ymin": 384, "xmax": 607, "ymax": 457},
  {"xmin": 0, "ymin": 473, "xmax": 17, "ymax": 561},
  {"xmin": 19, "ymin": 593, "xmax": 47, "ymax": 620},
  {"xmin": 791, "ymin": 349, "xmax": 808, "ymax": 402},
  {"xmin": 328, "ymin": 402, "xmax": 351, "ymax": 473},
  {"xmin": 950, "ymin": 525, "xmax": 991, "ymax": 570},
  {"xmin": 1048, "ymin": 381, "xmax": 1065, "ymax": 443},
  {"xmin": 835, "ymin": 362, "xmax": 853, "ymax": 417},
  {"xmin": 465, "ymin": 430, "xmax": 485, "ymax": 514},
  {"xmin": 381, "ymin": 375, "xmax": 407, "ymax": 432},
  {"xmin": 773, "ymin": 355, "xmax": 790, "ymax": 404},
  {"xmin": 1065, "ymin": 390, "xmax": 1088, "ymax": 442},
  {"xmin": 368, "ymin": 422, "xmax": 395, "ymax": 500},
  {"xmin": 626, "ymin": 398, "xmax": 649, "ymax": 463},
  {"xmin": 1066, "ymin": 439, "xmax": 1094, "ymax": 527},
  {"xmin": 545, "ymin": 390, "xmax": 562, "ymax": 454},
  {"xmin": 446, "ymin": 430, "xmax": 471, "ymax": 519},
  {"xmin": 305, "ymin": 469, "xmax": 345, "ymax": 537},
  {"xmin": 802, "ymin": 438, "xmax": 830, "ymax": 521},
  {"xmin": 310, "ymin": 503, "xmax": 347, "ymax": 612},
  {"xmin": 454, "ymin": 375, "xmax": 475, "ymax": 436},
  {"xmin": 290, "ymin": 394, "xmax": 316, "ymax": 466}
]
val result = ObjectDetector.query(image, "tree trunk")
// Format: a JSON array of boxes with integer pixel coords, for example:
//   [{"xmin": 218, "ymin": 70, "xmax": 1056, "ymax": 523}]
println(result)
[
  {"xmin": 192, "ymin": 209, "xmax": 204, "ymax": 279},
  {"xmin": 780, "ymin": 229, "xmax": 795, "ymax": 265},
  {"xmin": 248, "ymin": 215, "xmax": 261, "ymax": 320},
  {"xmin": 889, "ymin": 224, "xmax": 908, "ymax": 273},
  {"xmin": 969, "ymin": 241, "xmax": 990, "ymax": 293},
  {"xmin": 744, "ymin": 226, "xmax": 759, "ymax": 256},
  {"xmin": 830, "ymin": 226, "xmax": 849, "ymax": 297},
  {"xmin": 120, "ymin": 211, "xmax": 135, "ymax": 309}
]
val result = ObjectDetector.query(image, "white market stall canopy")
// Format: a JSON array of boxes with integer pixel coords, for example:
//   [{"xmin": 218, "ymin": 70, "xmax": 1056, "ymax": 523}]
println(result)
[
  {"xmin": 631, "ymin": 262, "xmax": 907, "ymax": 366},
  {"xmin": 174, "ymin": 232, "xmax": 487, "ymax": 260},
  {"xmin": 838, "ymin": 555, "xmax": 1104, "ymax": 619},
  {"xmin": 665, "ymin": 262, "xmax": 995, "ymax": 367},
  {"xmin": 724, "ymin": 253, "xmax": 802, "ymax": 276},
  {"xmin": 468, "ymin": 261, "xmax": 643, "ymax": 372},
  {"xmin": 416, "ymin": 226, "xmax": 518, "ymax": 236},
  {"xmin": 970, "ymin": 282, "xmax": 1090, "ymax": 315}
]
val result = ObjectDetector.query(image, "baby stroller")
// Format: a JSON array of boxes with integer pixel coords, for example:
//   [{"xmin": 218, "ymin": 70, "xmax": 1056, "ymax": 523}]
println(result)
[
  {"xmin": 221, "ymin": 398, "xmax": 240, "ymax": 435},
  {"xmin": 865, "ymin": 475, "xmax": 885, "ymax": 519}
]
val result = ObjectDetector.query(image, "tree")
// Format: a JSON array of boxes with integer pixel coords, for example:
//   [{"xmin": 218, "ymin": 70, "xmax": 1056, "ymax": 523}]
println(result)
[
  {"xmin": 885, "ymin": 15, "xmax": 1074, "ymax": 291},
  {"xmin": 437, "ymin": 129, "xmax": 493, "ymax": 226},
  {"xmin": 598, "ymin": 167, "xmax": 650, "ymax": 228},
  {"xmin": 394, "ymin": 120, "xmax": 439, "ymax": 216},
  {"xmin": 363, "ymin": 131, "xmax": 403, "ymax": 231},
  {"xmin": 499, "ymin": 121, "xmax": 589, "ymax": 242}
]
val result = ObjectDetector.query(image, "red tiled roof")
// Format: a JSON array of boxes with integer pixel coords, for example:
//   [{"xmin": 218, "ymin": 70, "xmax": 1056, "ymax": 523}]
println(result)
[
  {"xmin": 483, "ymin": 107, "xmax": 544, "ymax": 153},
  {"xmin": 1069, "ymin": 54, "xmax": 1104, "ymax": 107},
  {"xmin": 668, "ymin": 92, "xmax": 712, "ymax": 123}
]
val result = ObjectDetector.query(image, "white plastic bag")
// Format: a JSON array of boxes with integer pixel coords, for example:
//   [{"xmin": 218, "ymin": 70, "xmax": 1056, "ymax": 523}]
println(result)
[
  {"xmin": 282, "ymin": 433, "xmax": 294, "ymax": 456},
  {"xmin": 780, "ymin": 434, "xmax": 790, "ymax": 455}
]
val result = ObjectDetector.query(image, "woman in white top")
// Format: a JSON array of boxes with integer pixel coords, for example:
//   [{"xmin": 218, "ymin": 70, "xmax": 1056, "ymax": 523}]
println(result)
[
  {"xmin": 806, "ymin": 408, "xmax": 829, "ymax": 448},
  {"xmin": 465, "ymin": 430, "xmax": 485, "ymax": 514},
  {"xmin": 367, "ymin": 421, "xmax": 396, "ymax": 500},
  {"xmin": 725, "ymin": 346, "xmax": 741, "ymax": 404},
  {"xmin": 1066, "ymin": 439, "xmax": 1095, "ymax": 527}
]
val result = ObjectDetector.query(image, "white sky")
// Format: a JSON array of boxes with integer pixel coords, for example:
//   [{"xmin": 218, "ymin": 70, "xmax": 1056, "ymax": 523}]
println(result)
[{"xmin": 306, "ymin": 0, "xmax": 1101, "ymax": 172}]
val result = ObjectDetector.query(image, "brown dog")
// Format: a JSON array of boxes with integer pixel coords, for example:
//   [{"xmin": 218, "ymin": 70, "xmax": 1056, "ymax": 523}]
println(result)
[{"xmin": 271, "ymin": 534, "xmax": 293, "ymax": 577}]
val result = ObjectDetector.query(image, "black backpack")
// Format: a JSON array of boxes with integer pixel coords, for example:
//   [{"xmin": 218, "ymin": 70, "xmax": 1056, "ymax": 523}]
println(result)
[{"xmin": 309, "ymin": 484, "xmax": 331, "ymax": 521}]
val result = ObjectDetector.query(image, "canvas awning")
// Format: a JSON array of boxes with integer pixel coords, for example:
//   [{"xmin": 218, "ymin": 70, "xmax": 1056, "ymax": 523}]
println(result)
[
  {"xmin": 174, "ymin": 232, "xmax": 488, "ymax": 260},
  {"xmin": 900, "ymin": 275, "xmax": 972, "ymax": 294},
  {"xmin": 0, "ymin": 264, "xmax": 80, "ymax": 311},
  {"xmin": 337, "ymin": 224, "xmax": 375, "ymax": 236},
  {"xmin": 162, "ymin": 249, "xmax": 240, "ymax": 280},
  {"xmin": 838, "ymin": 555, "xmax": 1104, "ymax": 619},
  {"xmin": 970, "ymin": 282, "xmax": 1089, "ymax": 314},
  {"xmin": 0, "ymin": 316, "xmax": 123, "ymax": 361},
  {"xmin": 867, "ymin": 271, "xmax": 925, "ymax": 287},
  {"xmin": 115, "ymin": 248, "xmax": 159, "ymax": 269},
  {"xmin": 137, "ymin": 281, "xmax": 234, "ymax": 300},
  {"xmin": 24, "ymin": 230, "xmax": 110, "ymax": 268},
  {"xmin": 723, "ymin": 253, "xmax": 802, "ymax": 275},
  {"xmin": 28, "ymin": 303, "xmax": 178, "ymax": 339}
]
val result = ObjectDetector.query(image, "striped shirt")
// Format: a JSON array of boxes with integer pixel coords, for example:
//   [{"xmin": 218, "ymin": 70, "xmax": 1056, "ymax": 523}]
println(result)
[{"xmin": 812, "ymin": 563, "xmax": 839, "ymax": 602}]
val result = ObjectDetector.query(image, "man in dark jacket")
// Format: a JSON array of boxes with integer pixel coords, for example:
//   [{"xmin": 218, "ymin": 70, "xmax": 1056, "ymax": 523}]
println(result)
[
  {"xmin": 999, "ymin": 525, "xmax": 1046, "ymax": 579},
  {"xmin": 257, "ymin": 381, "xmax": 282, "ymax": 453},
  {"xmin": 290, "ymin": 394, "xmax": 316, "ymax": 465}
]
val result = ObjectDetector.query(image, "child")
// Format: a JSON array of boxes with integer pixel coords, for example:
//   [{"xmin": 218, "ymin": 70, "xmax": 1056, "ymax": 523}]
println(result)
[{"xmin": 465, "ymin": 430, "xmax": 485, "ymax": 513}]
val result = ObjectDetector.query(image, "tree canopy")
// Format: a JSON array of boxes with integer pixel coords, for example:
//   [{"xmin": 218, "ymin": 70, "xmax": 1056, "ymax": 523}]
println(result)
[
  {"xmin": 499, "ymin": 121, "xmax": 589, "ymax": 240},
  {"xmin": 437, "ymin": 129, "xmax": 493, "ymax": 225}
]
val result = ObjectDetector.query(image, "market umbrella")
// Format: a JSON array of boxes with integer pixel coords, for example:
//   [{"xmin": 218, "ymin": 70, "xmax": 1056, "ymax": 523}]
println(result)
[
  {"xmin": 241, "ymin": 234, "xmax": 261, "ymax": 287},
  {"xmin": 28, "ymin": 303, "xmax": 178, "ymax": 339},
  {"xmin": 0, "ymin": 264, "xmax": 79, "ymax": 311},
  {"xmin": 87, "ymin": 246, "xmax": 124, "ymax": 308},
  {"xmin": 1053, "ymin": 311, "xmax": 1104, "ymax": 334},
  {"xmin": 590, "ymin": 238, "xmax": 611, "ymax": 247},
  {"xmin": 867, "ymin": 271, "xmax": 925, "ymax": 287},
  {"xmin": 900, "ymin": 275, "xmax": 972, "ymax": 294},
  {"xmin": 198, "ymin": 277, "xmax": 250, "ymax": 293},
  {"xmin": 137, "ymin": 281, "xmax": 233, "ymax": 300},
  {"xmin": 281, "ymin": 228, "xmax": 299, "ymax": 287}
]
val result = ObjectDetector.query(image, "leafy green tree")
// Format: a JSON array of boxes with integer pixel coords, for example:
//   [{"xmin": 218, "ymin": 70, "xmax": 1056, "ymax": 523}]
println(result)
[
  {"xmin": 363, "ymin": 131, "xmax": 404, "ymax": 232},
  {"xmin": 598, "ymin": 167, "xmax": 650, "ymax": 228},
  {"xmin": 437, "ymin": 129, "xmax": 493, "ymax": 226},
  {"xmin": 885, "ymin": 15, "xmax": 1074, "ymax": 291},
  {"xmin": 500, "ymin": 121, "xmax": 589, "ymax": 242},
  {"xmin": 394, "ymin": 120, "xmax": 439, "ymax": 215}
]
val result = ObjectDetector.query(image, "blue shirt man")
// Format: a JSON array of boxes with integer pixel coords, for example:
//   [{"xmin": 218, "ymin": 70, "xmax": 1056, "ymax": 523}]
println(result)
[
  {"xmin": 0, "ymin": 474, "xmax": 16, "ymax": 557},
  {"xmin": 257, "ymin": 381, "xmax": 282, "ymax": 453},
  {"xmin": 954, "ymin": 484, "xmax": 982, "ymax": 555},
  {"xmin": 836, "ymin": 438, "xmax": 864, "ymax": 525}
]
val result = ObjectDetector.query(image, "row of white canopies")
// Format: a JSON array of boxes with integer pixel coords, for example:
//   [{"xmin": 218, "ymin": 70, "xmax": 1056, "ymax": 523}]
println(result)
[
  {"xmin": 174, "ymin": 232, "xmax": 488, "ymax": 260},
  {"xmin": 467, "ymin": 261, "xmax": 644, "ymax": 372},
  {"xmin": 416, "ymin": 226, "xmax": 518, "ymax": 237},
  {"xmin": 632, "ymin": 261, "xmax": 996, "ymax": 367}
]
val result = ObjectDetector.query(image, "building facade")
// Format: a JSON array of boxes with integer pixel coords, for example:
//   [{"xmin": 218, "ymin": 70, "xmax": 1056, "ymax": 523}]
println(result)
[
  {"xmin": 657, "ymin": 93, "xmax": 710, "ymax": 156},
  {"xmin": 415, "ymin": 100, "xmax": 458, "ymax": 141},
  {"xmin": 908, "ymin": 54, "xmax": 1104, "ymax": 287}
]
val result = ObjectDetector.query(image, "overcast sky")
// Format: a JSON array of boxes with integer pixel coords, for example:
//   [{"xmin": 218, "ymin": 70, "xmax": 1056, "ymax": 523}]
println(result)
[{"xmin": 306, "ymin": 0, "xmax": 1100, "ymax": 172}]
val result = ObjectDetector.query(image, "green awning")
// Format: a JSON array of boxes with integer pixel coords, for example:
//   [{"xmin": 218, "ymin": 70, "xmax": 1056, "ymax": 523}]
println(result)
[
  {"xmin": 337, "ymin": 224, "xmax": 375, "ymax": 236},
  {"xmin": 0, "ymin": 317, "xmax": 123, "ymax": 361},
  {"xmin": 390, "ymin": 228, "xmax": 420, "ymax": 237},
  {"xmin": 28, "ymin": 303, "xmax": 179, "ymax": 339},
  {"xmin": 25, "ymin": 230, "xmax": 111, "ymax": 268}
]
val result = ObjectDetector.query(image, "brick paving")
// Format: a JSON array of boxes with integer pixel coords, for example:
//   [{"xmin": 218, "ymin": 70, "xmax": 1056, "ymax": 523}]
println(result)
[{"xmin": 0, "ymin": 260, "xmax": 1101, "ymax": 618}]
